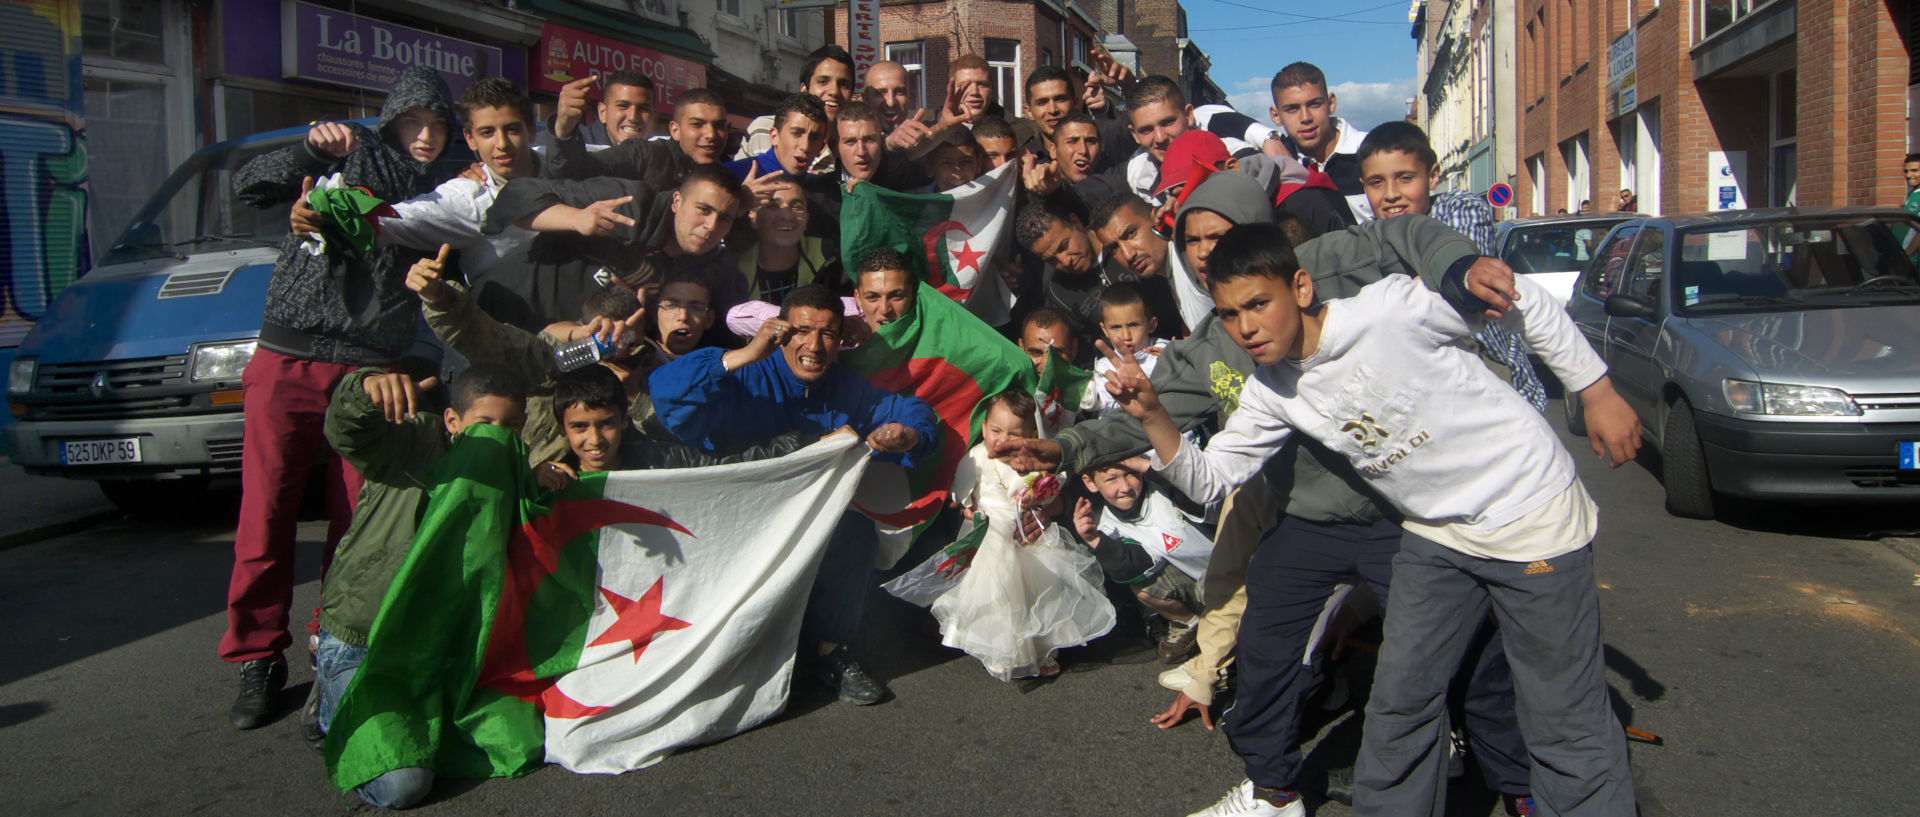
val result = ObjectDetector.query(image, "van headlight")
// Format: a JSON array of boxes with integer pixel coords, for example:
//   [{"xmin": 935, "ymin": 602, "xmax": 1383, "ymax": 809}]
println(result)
[
  {"xmin": 190, "ymin": 341, "xmax": 257, "ymax": 382},
  {"xmin": 7, "ymin": 357, "xmax": 34, "ymax": 395},
  {"xmin": 1723, "ymin": 379, "xmax": 1861, "ymax": 416}
]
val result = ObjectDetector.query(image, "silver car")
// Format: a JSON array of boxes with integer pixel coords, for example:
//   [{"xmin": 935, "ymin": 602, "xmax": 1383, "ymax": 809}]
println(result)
[
  {"xmin": 1494, "ymin": 213, "xmax": 1640, "ymax": 305},
  {"xmin": 1564, "ymin": 208, "xmax": 1920, "ymax": 518}
]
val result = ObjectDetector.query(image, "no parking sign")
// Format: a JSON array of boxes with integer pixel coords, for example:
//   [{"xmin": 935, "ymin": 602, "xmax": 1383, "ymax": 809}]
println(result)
[{"xmin": 1487, "ymin": 183, "xmax": 1514, "ymax": 208}]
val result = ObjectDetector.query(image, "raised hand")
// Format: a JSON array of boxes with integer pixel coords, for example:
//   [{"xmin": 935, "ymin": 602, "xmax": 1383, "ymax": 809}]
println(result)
[
  {"xmin": 1096, "ymin": 339, "xmax": 1163, "ymax": 419},
  {"xmin": 742, "ymin": 162, "xmax": 787, "ymax": 208},
  {"xmin": 1020, "ymin": 151, "xmax": 1061, "ymax": 196},
  {"xmin": 307, "ymin": 121, "xmax": 357, "ymax": 159},
  {"xmin": 290, "ymin": 177, "xmax": 325, "ymax": 238},
  {"xmin": 573, "ymin": 195, "xmax": 637, "ymax": 237},
  {"xmin": 886, "ymin": 108, "xmax": 934, "ymax": 152},
  {"xmin": 363, "ymin": 373, "xmax": 439, "ymax": 424},
  {"xmin": 1464, "ymin": 256, "xmax": 1522, "ymax": 318},
  {"xmin": 936, "ymin": 80, "xmax": 978, "ymax": 131},
  {"xmin": 404, "ymin": 244, "xmax": 452, "ymax": 303},
  {"xmin": 1081, "ymin": 71, "xmax": 1109, "ymax": 112},
  {"xmin": 723, "ymin": 317, "xmax": 791, "ymax": 371},
  {"xmin": 990, "ymin": 436, "xmax": 1064, "ymax": 473},
  {"xmin": 553, "ymin": 74, "xmax": 598, "ymax": 140},
  {"xmin": 1071, "ymin": 497, "xmax": 1101, "ymax": 545}
]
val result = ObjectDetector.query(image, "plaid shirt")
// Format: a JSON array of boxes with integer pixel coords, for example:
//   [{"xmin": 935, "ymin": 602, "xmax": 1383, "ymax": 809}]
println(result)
[{"xmin": 1427, "ymin": 191, "xmax": 1549, "ymax": 413}]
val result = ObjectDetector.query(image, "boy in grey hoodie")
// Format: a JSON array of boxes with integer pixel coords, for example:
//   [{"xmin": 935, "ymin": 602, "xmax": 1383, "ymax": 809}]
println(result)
[{"xmin": 222, "ymin": 65, "xmax": 457, "ymax": 731}]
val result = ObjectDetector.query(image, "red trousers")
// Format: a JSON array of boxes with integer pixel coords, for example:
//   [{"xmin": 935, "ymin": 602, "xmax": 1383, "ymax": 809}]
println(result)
[{"xmin": 218, "ymin": 347, "xmax": 366, "ymax": 663}]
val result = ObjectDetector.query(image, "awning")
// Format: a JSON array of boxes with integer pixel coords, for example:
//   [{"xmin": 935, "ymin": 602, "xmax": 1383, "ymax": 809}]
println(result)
[{"xmin": 517, "ymin": 0, "xmax": 717, "ymax": 63}]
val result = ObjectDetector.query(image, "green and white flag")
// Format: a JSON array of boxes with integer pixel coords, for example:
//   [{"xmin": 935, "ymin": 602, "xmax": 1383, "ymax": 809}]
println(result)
[
  {"xmin": 326, "ymin": 425, "xmax": 871, "ymax": 784},
  {"xmin": 842, "ymin": 162, "xmax": 1020, "ymax": 325}
]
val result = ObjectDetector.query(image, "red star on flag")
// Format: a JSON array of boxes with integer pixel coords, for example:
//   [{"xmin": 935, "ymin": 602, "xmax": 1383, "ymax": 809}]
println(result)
[
  {"xmin": 951, "ymin": 239, "xmax": 986, "ymax": 274},
  {"xmin": 1162, "ymin": 533, "xmax": 1182, "ymax": 552},
  {"xmin": 590, "ymin": 578, "xmax": 692, "ymax": 662}
]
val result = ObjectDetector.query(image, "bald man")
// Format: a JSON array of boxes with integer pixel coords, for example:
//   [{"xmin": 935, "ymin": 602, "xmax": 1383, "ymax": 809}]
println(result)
[{"xmin": 864, "ymin": 61, "xmax": 914, "ymax": 132}]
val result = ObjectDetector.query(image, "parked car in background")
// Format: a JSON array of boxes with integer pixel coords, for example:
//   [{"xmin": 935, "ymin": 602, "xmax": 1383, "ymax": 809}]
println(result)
[
  {"xmin": 1563, "ymin": 208, "xmax": 1920, "ymax": 518},
  {"xmin": 1495, "ymin": 212, "xmax": 1642, "ymax": 305}
]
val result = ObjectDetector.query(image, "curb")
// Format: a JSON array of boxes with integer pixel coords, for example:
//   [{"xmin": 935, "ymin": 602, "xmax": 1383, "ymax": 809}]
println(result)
[
  {"xmin": 0, "ymin": 509, "xmax": 122, "ymax": 551},
  {"xmin": 1882, "ymin": 537, "xmax": 1920, "ymax": 568}
]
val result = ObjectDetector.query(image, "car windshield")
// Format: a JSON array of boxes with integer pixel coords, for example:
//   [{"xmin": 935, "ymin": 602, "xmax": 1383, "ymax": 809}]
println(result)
[
  {"xmin": 1501, "ymin": 221, "xmax": 1619, "ymax": 274},
  {"xmin": 99, "ymin": 137, "xmax": 299, "ymax": 267},
  {"xmin": 1671, "ymin": 215, "xmax": 1920, "ymax": 313}
]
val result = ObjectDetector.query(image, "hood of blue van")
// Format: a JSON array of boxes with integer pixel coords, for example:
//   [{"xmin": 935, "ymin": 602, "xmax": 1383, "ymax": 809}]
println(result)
[{"xmin": 16, "ymin": 248, "xmax": 278, "ymax": 364}]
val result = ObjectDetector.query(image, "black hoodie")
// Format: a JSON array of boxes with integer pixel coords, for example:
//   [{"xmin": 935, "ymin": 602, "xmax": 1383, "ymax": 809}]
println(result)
[{"xmin": 233, "ymin": 65, "xmax": 457, "ymax": 365}]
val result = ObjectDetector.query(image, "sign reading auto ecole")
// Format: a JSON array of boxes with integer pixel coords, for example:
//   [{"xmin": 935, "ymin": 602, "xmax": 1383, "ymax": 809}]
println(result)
[
  {"xmin": 534, "ymin": 23, "xmax": 707, "ymax": 111},
  {"xmin": 280, "ymin": 0, "xmax": 502, "ymax": 96}
]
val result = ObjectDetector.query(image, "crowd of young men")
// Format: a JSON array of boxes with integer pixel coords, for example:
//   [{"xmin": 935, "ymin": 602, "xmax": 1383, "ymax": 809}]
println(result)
[{"xmin": 219, "ymin": 47, "xmax": 1642, "ymax": 817}]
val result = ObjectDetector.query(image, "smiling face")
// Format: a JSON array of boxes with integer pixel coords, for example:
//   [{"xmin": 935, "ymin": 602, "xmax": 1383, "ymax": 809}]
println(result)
[
  {"xmin": 1095, "ymin": 202, "xmax": 1168, "ymax": 278},
  {"xmin": 1025, "ymin": 79, "xmax": 1076, "ymax": 138},
  {"xmin": 780, "ymin": 305, "xmax": 841, "ymax": 383},
  {"xmin": 1099, "ymin": 301, "xmax": 1157, "ymax": 357},
  {"xmin": 1032, "ymin": 216, "xmax": 1095, "ymax": 275},
  {"xmin": 561, "ymin": 403, "xmax": 625, "ymax": 472},
  {"xmin": 751, "ymin": 179, "xmax": 808, "ymax": 249},
  {"xmin": 443, "ymin": 394, "xmax": 527, "ymax": 437},
  {"xmin": 669, "ymin": 102, "xmax": 728, "ymax": 164},
  {"xmin": 1179, "ymin": 208, "xmax": 1235, "ymax": 282},
  {"xmin": 805, "ymin": 60, "xmax": 855, "ymax": 121},
  {"xmin": 865, "ymin": 63, "xmax": 913, "ymax": 126},
  {"xmin": 653, "ymin": 280, "xmax": 713, "ymax": 355},
  {"xmin": 390, "ymin": 108, "xmax": 450, "ymax": 163},
  {"xmin": 772, "ymin": 111, "xmax": 826, "ymax": 174},
  {"xmin": 671, "ymin": 179, "xmax": 740, "ymax": 256},
  {"xmin": 1211, "ymin": 271, "xmax": 1316, "ymax": 366},
  {"xmin": 1020, "ymin": 321, "xmax": 1077, "ymax": 371},
  {"xmin": 1128, "ymin": 99, "xmax": 1191, "ymax": 164},
  {"xmin": 836, "ymin": 117, "xmax": 884, "ymax": 180},
  {"xmin": 1905, "ymin": 160, "xmax": 1920, "ymax": 190},
  {"xmin": 1053, "ymin": 120, "xmax": 1101, "ymax": 183},
  {"xmin": 599, "ymin": 82, "xmax": 655, "ymax": 145},
  {"xmin": 981, "ymin": 400, "xmax": 1037, "ymax": 457},
  {"xmin": 856, "ymin": 266, "xmax": 914, "ymax": 330},
  {"xmin": 463, "ymin": 105, "xmax": 533, "ymax": 180},
  {"xmin": 952, "ymin": 67, "xmax": 993, "ymax": 116},
  {"xmin": 1082, "ymin": 465, "xmax": 1142, "ymax": 513},
  {"xmin": 1271, "ymin": 83, "xmax": 1336, "ymax": 159},
  {"xmin": 1361, "ymin": 149, "xmax": 1436, "ymax": 219}
]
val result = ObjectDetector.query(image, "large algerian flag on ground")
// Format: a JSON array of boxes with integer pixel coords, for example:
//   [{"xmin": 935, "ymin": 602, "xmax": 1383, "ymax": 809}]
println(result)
[
  {"xmin": 841, "ymin": 162, "xmax": 1019, "ymax": 324},
  {"xmin": 325, "ymin": 424, "xmax": 870, "ymax": 786}
]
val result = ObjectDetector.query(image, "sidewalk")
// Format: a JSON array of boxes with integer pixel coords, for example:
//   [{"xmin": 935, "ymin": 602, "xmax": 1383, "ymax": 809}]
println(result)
[{"xmin": 0, "ymin": 457, "xmax": 121, "ymax": 547}]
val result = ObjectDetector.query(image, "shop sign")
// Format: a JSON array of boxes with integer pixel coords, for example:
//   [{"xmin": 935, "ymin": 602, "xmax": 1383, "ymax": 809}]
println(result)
[
  {"xmin": 534, "ymin": 23, "xmax": 707, "ymax": 110},
  {"xmin": 1708, "ymin": 151, "xmax": 1747, "ymax": 211},
  {"xmin": 1608, "ymin": 29, "xmax": 1637, "ymax": 118},
  {"xmin": 279, "ymin": 0, "xmax": 503, "ymax": 95},
  {"xmin": 848, "ymin": 0, "xmax": 879, "ymax": 92}
]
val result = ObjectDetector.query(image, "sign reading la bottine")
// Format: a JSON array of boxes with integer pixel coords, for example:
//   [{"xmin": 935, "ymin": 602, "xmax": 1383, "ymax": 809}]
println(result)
[
  {"xmin": 534, "ymin": 23, "xmax": 708, "ymax": 111},
  {"xmin": 280, "ymin": 0, "xmax": 502, "ymax": 95}
]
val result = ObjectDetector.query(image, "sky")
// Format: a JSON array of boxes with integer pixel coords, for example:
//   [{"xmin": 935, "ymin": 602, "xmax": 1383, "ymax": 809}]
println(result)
[{"xmin": 1180, "ymin": 0, "xmax": 1420, "ymax": 133}]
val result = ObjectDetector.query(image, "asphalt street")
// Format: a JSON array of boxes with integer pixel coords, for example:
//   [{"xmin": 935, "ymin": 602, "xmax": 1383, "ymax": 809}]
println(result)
[{"xmin": 3, "ymin": 401, "xmax": 1918, "ymax": 816}]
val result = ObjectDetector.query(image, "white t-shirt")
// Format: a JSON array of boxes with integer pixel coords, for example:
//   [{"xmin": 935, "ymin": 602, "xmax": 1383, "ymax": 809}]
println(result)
[
  {"xmin": 1153, "ymin": 273, "xmax": 1609, "ymax": 561},
  {"xmin": 1096, "ymin": 488, "xmax": 1216, "ymax": 581},
  {"xmin": 1091, "ymin": 338, "xmax": 1169, "ymax": 416},
  {"xmin": 377, "ymin": 164, "xmax": 532, "ymax": 278}
]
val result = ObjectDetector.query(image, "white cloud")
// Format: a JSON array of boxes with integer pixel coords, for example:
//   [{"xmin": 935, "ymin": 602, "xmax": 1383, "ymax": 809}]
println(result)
[{"xmin": 1225, "ymin": 76, "xmax": 1417, "ymax": 135}]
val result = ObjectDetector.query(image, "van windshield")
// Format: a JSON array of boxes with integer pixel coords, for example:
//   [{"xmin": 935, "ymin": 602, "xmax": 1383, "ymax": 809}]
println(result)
[{"xmin": 100, "ymin": 137, "xmax": 298, "ymax": 266}]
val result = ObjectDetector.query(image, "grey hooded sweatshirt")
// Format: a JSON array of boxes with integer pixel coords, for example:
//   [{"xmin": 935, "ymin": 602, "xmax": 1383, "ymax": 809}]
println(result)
[
  {"xmin": 1053, "ymin": 171, "xmax": 1484, "ymax": 523},
  {"xmin": 234, "ymin": 65, "xmax": 457, "ymax": 365}
]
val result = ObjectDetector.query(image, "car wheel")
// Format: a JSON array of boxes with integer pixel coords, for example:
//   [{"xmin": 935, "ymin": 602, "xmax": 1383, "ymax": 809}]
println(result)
[
  {"xmin": 1660, "ymin": 399, "xmax": 1715, "ymax": 519},
  {"xmin": 99, "ymin": 477, "xmax": 211, "ymax": 519},
  {"xmin": 1563, "ymin": 391, "xmax": 1588, "ymax": 437}
]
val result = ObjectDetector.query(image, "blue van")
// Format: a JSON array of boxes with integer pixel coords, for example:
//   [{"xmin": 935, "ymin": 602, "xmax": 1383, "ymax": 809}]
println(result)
[{"xmin": 5, "ymin": 120, "xmax": 468, "ymax": 514}]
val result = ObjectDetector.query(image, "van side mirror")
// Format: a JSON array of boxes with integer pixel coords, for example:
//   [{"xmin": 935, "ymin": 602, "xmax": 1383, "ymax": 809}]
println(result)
[{"xmin": 1604, "ymin": 293, "xmax": 1657, "ymax": 319}]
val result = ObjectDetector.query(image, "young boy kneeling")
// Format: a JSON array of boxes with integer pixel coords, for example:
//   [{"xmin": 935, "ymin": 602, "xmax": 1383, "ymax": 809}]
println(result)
[
  {"xmin": 316, "ymin": 365, "xmax": 528, "ymax": 809},
  {"xmin": 1110, "ymin": 223, "xmax": 1640, "ymax": 817},
  {"xmin": 1072, "ymin": 460, "xmax": 1216, "ymax": 664}
]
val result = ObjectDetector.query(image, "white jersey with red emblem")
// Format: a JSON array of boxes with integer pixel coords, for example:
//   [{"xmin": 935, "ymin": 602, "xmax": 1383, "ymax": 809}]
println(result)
[{"xmin": 1095, "ymin": 487, "xmax": 1216, "ymax": 581}]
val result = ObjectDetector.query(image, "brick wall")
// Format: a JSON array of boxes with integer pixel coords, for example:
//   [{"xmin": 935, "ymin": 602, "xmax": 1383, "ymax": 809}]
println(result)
[{"xmin": 828, "ymin": 0, "xmax": 1097, "ymax": 114}]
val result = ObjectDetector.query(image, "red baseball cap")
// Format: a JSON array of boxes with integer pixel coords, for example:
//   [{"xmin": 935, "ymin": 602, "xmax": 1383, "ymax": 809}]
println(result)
[{"xmin": 1154, "ymin": 130, "xmax": 1233, "ymax": 198}]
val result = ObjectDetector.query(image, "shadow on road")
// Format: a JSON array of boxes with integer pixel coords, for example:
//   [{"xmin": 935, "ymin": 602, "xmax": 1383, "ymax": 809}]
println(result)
[{"xmin": 1627, "ymin": 449, "xmax": 1918, "ymax": 540}]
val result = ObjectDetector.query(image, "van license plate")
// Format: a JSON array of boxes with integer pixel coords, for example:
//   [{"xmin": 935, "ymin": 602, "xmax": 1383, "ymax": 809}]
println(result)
[
  {"xmin": 61, "ymin": 438, "xmax": 143, "ymax": 466},
  {"xmin": 1901, "ymin": 441, "xmax": 1919, "ymax": 471}
]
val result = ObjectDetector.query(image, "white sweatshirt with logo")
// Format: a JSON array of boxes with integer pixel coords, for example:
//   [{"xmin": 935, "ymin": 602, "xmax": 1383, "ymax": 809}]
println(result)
[{"xmin": 1154, "ymin": 273, "xmax": 1610, "ymax": 561}]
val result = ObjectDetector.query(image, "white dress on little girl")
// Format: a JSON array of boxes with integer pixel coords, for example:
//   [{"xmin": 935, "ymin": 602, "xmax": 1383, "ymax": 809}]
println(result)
[{"xmin": 884, "ymin": 444, "xmax": 1115, "ymax": 680}]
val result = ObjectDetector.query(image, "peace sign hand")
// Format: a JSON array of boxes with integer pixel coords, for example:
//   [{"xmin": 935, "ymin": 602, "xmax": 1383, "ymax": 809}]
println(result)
[{"xmin": 1096, "ymin": 339, "xmax": 1162, "ymax": 420}]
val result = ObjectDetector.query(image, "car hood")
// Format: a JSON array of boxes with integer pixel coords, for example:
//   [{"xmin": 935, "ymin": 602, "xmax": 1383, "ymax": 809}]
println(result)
[
  {"xmin": 1685, "ymin": 303, "xmax": 1920, "ymax": 392},
  {"xmin": 16, "ymin": 249, "xmax": 275, "ymax": 363}
]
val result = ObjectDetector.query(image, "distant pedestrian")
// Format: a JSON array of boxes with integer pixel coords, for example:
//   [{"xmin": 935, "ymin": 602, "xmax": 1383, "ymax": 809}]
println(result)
[{"xmin": 1615, "ymin": 188, "xmax": 1637, "ymax": 212}]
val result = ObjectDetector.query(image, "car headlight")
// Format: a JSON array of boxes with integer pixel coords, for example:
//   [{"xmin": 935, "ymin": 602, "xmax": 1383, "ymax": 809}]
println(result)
[
  {"xmin": 1723, "ymin": 379, "xmax": 1861, "ymax": 416},
  {"xmin": 190, "ymin": 341, "xmax": 257, "ymax": 382},
  {"xmin": 7, "ymin": 357, "xmax": 34, "ymax": 395}
]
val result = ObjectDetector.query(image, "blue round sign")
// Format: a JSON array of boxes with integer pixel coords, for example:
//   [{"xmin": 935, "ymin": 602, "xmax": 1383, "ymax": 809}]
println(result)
[{"xmin": 1487, "ymin": 183, "xmax": 1514, "ymax": 207}]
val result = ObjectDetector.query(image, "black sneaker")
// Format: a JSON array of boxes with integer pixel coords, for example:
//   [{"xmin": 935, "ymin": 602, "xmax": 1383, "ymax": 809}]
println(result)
[
  {"xmin": 230, "ymin": 655, "xmax": 288, "ymax": 730},
  {"xmin": 814, "ymin": 647, "xmax": 887, "ymax": 706},
  {"xmin": 299, "ymin": 681, "xmax": 326, "ymax": 751}
]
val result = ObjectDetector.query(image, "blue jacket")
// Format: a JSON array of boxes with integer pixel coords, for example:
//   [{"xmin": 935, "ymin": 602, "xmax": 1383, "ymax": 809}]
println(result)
[
  {"xmin": 648, "ymin": 347, "xmax": 939, "ymax": 469},
  {"xmin": 722, "ymin": 150, "xmax": 804, "ymax": 182}
]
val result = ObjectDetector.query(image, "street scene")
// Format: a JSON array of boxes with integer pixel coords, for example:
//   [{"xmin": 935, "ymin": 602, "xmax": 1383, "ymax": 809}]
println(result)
[{"xmin": 4, "ymin": 0, "xmax": 1920, "ymax": 816}]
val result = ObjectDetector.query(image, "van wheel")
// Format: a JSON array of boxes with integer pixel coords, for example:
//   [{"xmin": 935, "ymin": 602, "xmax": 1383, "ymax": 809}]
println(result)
[
  {"xmin": 1563, "ymin": 392, "xmax": 1588, "ymax": 437},
  {"xmin": 99, "ymin": 478, "xmax": 210, "ymax": 519},
  {"xmin": 1660, "ymin": 400, "xmax": 1715, "ymax": 519}
]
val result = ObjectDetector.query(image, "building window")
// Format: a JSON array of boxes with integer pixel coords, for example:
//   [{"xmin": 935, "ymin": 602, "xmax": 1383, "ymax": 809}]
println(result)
[
  {"xmin": 637, "ymin": 0, "xmax": 671, "ymax": 17},
  {"xmin": 1635, "ymin": 103, "xmax": 1662, "ymax": 215},
  {"xmin": 775, "ymin": 8, "xmax": 800, "ymax": 40},
  {"xmin": 1770, "ymin": 70, "xmax": 1797, "ymax": 206},
  {"xmin": 718, "ymin": 0, "xmax": 742, "ymax": 19},
  {"xmin": 1529, "ymin": 154, "xmax": 1548, "ymax": 216},
  {"xmin": 82, "ymin": 0, "xmax": 166, "ymax": 63},
  {"xmin": 1562, "ymin": 133, "xmax": 1590, "ymax": 213},
  {"xmin": 1698, "ymin": 0, "xmax": 1761, "ymax": 42},
  {"xmin": 1041, "ymin": 49, "xmax": 1053, "ymax": 67},
  {"xmin": 884, "ymin": 41, "xmax": 925, "ymax": 111},
  {"xmin": 1072, "ymin": 31, "xmax": 1091, "ymax": 69},
  {"xmin": 986, "ymin": 38, "xmax": 1022, "ymax": 111}
]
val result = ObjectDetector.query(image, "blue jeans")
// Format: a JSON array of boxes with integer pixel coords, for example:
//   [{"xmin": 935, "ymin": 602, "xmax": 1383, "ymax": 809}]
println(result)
[{"xmin": 316, "ymin": 630, "xmax": 436, "ymax": 809}]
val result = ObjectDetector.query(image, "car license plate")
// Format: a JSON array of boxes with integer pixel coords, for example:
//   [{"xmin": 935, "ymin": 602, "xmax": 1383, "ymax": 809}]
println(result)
[
  {"xmin": 1901, "ymin": 441, "xmax": 1919, "ymax": 471},
  {"xmin": 60, "ymin": 438, "xmax": 143, "ymax": 466}
]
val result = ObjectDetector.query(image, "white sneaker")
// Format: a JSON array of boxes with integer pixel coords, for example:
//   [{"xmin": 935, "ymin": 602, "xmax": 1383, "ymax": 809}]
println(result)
[
  {"xmin": 1158, "ymin": 663, "xmax": 1193, "ymax": 692},
  {"xmin": 1184, "ymin": 780, "xmax": 1304, "ymax": 817}
]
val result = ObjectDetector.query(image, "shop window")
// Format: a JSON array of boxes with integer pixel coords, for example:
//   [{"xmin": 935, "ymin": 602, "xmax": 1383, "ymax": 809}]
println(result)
[
  {"xmin": 884, "ymin": 41, "xmax": 926, "ymax": 111},
  {"xmin": 986, "ymin": 38, "xmax": 1021, "ymax": 111},
  {"xmin": 84, "ymin": 75, "xmax": 172, "ymax": 260},
  {"xmin": 82, "ymin": 0, "xmax": 165, "ymax": 63}
]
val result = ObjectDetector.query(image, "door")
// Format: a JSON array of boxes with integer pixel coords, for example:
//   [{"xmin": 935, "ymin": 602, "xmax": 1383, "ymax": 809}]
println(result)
[
  {"xmin": 1567, "ymin": 224, "xmax": 1640, "ymax": 360},
  {"xmin": 1605, "ymin": 227, "xmax": 1668, "ymax": 418}
]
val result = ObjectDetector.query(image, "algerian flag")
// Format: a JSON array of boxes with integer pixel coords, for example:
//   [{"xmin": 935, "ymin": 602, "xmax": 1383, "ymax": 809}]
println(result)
[
  {"xmin": 841, "ymin": 163, "xmax": 1019, "ymax": 326},
  {"xmin": 303, "ymin": 173, "xmax": 397, "ymax": 258},
  {"xmin": 1035, "ymin": 347, "xmax": 1093, "ymax": 439},
  {"xmin": 325, "ymin": 425, "xmax": 871, "ymax": 786}
]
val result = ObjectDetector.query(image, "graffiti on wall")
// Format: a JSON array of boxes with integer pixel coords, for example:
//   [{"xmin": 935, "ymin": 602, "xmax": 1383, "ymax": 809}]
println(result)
[{"xmin": 1, "ymin": 0, "xmax": 90, "ymax": 348}]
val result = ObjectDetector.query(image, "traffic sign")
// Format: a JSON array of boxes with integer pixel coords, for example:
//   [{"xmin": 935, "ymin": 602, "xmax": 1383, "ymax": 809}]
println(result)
[{"xmin": 1487, "ymin": 183, "xmax": 1514, "ymax": 208}]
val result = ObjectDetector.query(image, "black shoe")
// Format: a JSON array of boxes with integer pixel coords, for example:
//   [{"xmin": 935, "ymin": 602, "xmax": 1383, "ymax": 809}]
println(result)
[
  {"xmin": 1323, "ymin": 765, "xmax": 1356, "ymax": 806},
  {"xmin": 299, "ymin": 681, "xmax": 326, "ymax": 751},
  {"xmin": 813, "ymin": 647, "xmax": 887, "ymax": 706},
  {"xmin": 229, "ymin": 656, "xmax": 287, "ymax": 730}
]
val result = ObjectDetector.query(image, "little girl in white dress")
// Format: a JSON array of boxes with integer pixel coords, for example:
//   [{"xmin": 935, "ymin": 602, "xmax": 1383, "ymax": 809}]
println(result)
[{"xmin": 884, "ymin": 389, "xmax": 1115, "ymax": 680}]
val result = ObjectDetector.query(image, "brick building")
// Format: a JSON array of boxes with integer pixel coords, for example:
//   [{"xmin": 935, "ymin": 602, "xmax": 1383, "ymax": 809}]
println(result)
[
  {"xmin": 825, "ymin": 0, "xmax": 1103, "ymax": 114},
  {"xmin": 1514, "ymin": 0, "xmax": 1915, "ymax": 217},
  {"xmin": 1096, "ymin": 0, "xmax": 1228, "ymax": 105}
]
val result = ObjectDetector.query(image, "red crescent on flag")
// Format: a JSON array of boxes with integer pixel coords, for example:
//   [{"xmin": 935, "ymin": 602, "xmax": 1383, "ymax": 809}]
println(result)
[
  {"xmin": 921, "ymin": 220, "xmax": 977, "ymax": 303},
  {"xmin": 854, "ymin": 357, "xmax": 980, "ymax": 528}
]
